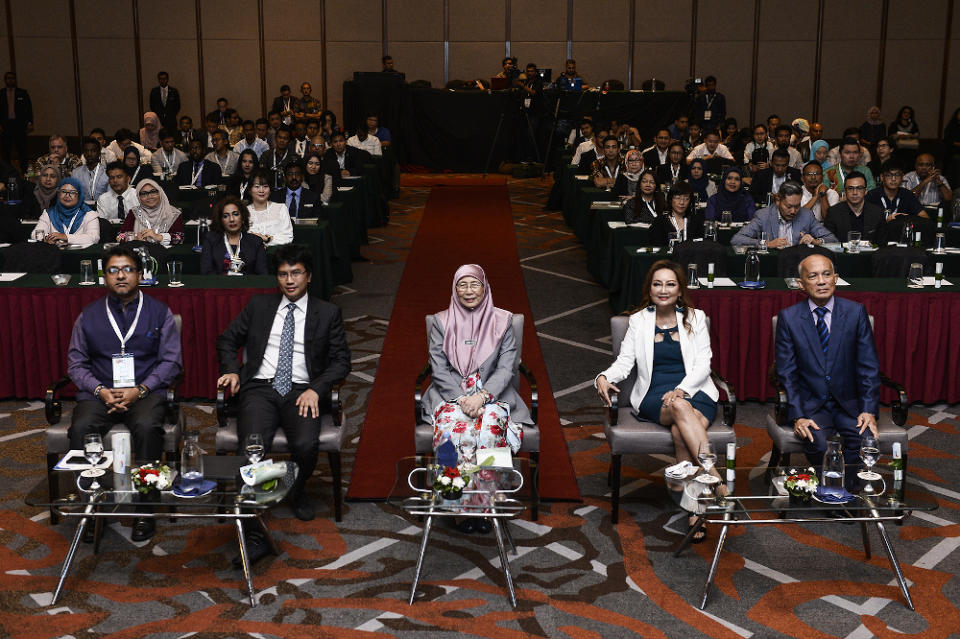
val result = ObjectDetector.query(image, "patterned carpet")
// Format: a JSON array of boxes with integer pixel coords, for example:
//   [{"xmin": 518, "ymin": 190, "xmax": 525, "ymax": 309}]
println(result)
[{"xmin": 2, "ymin": 176, "xmax": 959, "ymax": 638}]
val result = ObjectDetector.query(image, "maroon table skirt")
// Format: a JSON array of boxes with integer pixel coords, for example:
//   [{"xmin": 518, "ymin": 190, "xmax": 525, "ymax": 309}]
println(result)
[
  {"xmin": 691, "ymin": 288, "xmax": 960, "ymax": 404},
  {"xmin": 1, "ymin": 284, "xmax": 274, "ymax": 399}
]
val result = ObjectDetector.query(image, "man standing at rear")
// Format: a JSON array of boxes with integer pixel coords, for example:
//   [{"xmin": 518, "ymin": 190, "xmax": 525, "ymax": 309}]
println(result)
[
  {"xmin": 0, "ymin": 71, "xmax": 32, "ymax": 167},
  {"xmin": 149, "ymin": 71, "xmax": 181, "ymax": 133}
]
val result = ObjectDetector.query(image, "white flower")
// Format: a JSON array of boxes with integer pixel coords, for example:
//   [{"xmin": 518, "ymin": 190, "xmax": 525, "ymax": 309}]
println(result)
[
  {"xmin": 452, "ymin": 477, "xmax": 465, "ymax": 489},
  {"xmin": 439, "ymin": 476, "xmax": 451, "ymax": 486},
  {"xmin": 144, "ymin": 473, "xmax": 158, "ymax": 484}
]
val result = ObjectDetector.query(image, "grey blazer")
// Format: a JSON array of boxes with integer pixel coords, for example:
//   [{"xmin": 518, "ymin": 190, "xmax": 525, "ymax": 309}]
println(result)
[
  {"xmin": 421, "ymin": 313, "xmax": 533, "ymax": 425},
  {"xmin": 731, "ymin": 204, "xmax": 838, "ymax": 246}
]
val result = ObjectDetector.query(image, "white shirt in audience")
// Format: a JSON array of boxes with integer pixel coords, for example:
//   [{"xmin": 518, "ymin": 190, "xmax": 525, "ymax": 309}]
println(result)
[
  {"xmin": 33, "ymin": 210, "xmax": 101, "ymax": 245},
  {"xmin": 347, "ymin": 134, "xmax": 382, "ymax": 156},
  {"xmin": 247, "ymin": 201, "xmax": 294, "ymax": 246},
  {"xmin": 96, "ymin": 187, "xmax": 139, "ymax": 222}
]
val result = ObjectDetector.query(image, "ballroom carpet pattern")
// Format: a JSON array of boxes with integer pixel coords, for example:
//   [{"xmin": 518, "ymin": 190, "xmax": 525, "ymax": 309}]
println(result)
[{"xmin": 1, "ymin": 177, "xmax": 959, "ymax": 638}]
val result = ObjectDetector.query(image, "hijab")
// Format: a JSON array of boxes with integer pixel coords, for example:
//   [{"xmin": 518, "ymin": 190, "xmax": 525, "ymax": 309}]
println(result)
[
  {"xmin": 686, "ymin": 158, "xmax": 710, "ymax": 199},
  {"xmin": 715, "ymin": 166, "xmax": 747, "ymax": 208},
  {"xmin": 623, "ymin": 149, "xmax": 643, "ymax": 182},
  {"xmin": 46, "ymin": 177, "xmax": 91, "ymax": 234},
  {"xmin": 810, "ymin": 139, "xmax": 830, "ymax": 168},
  {"xmin": 140, "ymin": 112, "xmax": 161, "ymax": 150},
  {"xmin": 33, "ymin": 166, "xmax": 60, "ymax": 210},
  {"xmin": 131, "ymin": 179, "xmax": 181, "ymax": 234},
  {"xmin": 437, "ymin": 264, "xmax": 513, "ymax": 382}
]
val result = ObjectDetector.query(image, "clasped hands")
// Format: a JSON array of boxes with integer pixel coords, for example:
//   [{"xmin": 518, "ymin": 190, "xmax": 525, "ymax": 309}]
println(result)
[
  {"xmin": 793, "ymin": 412, "xmax": 877, "ymax": 441},
  {"xmin": 457, "ymin": 392, "xmax": 486, "ymax": 419},
  {"xmin": 134, "ymin": 229, "xmax": 164, "ymax": 242},
  {"xmin": 217, "ymin": 373, "xmax": 322, "ymax": 418},
  {"xmin": 97, "ymin": 386, "xmax": 140, "ymax": 413}
]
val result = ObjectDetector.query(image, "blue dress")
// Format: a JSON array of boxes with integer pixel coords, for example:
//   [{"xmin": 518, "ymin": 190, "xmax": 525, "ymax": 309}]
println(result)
[{"xmin": 637, "ymin": 327, "xmax": 717, "ymax": 424}]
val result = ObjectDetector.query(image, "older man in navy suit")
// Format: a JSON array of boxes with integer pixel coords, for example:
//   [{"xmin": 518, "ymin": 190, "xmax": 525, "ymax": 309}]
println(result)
[
  {"xmin": 731, "ymin": 180, "xmax": 837, "ymax": 248},
  {"xmin": 775, "ymin": 254, "xmax": 879, "ymax": 471}
]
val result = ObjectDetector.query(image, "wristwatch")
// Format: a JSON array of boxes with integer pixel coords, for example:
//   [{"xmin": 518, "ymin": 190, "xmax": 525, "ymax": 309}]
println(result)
[{"xmin": 136, "ymin": 384, "xmax": 149, "ymax": 399}]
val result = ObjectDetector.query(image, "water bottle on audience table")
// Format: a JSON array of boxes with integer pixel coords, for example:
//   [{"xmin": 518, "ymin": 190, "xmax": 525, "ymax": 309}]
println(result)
[{"xmin": 821, "ymin": 435, "xmax": 845, "ymax": 498}]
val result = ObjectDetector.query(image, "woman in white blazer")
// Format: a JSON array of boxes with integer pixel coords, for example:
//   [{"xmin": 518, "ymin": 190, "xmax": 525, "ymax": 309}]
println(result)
[{"xmin": 596, "ymin": 260, "xmax": 718, "ymax": 540}]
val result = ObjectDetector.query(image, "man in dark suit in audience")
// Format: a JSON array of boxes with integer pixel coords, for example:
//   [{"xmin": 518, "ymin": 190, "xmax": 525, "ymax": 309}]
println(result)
[
  {"xmin": 775, "ymin": 253, "xmax": 879, "ymax": 475},
  {"xmin": 270, "ymin": 162, "xmax": 321, "ymax": 219},
  {"xmin": 0, "ymin": 71, "xmax": 33, "ymax": 167},
  {"xmin": 642, "ymin": 128, "xmax": 672, "ymax": 170},
  {"xmin": 217, "ymin": 244, "xmax": 351, "ymax": 527},
  {"xmin": 148, "ymin": 71, "xmax": 181, "ymax": 132},
  {"xmin": 175, "ymin": 139, "xmax": 222, "ymax": 188},
  {"xmin": 175, "ymin": 116, "xmax": 200, "ymax": 151},
  {"xmin": 322, "ymin": 132, "xmax": 368, "ymax": 186},
  {"xmin": 824, "ymin": 172, "xmax": 885, "ymax": 245},
  {"xmin": 750, "ymin": 149, "xmax": 802, "ymax": 204}
]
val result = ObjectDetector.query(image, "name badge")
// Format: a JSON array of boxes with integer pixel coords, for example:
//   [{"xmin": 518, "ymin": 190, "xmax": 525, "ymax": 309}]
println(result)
[
  {"xmin": 112, "ymin": 353, "xmax": 136, "ymax": 388},
  {"xmin": 464, "ymin": 339, "xmax": 477, "ymax": 345},
  {"xmin": 703, "ymin": 110, "xmax": 712, "ymax": 120}
]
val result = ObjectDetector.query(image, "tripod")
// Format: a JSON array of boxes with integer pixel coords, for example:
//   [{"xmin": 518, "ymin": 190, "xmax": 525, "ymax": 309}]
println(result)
[{"xmin": 482, "ymin": 89, "xmax": 543, "ymax": 178}]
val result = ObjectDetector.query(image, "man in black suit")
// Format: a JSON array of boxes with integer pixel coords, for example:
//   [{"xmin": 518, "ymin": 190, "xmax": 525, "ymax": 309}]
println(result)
[
  {"xmin": 824, "ymin": 172, "xmax": 885, "ymax": 245},
  {"xmin": 260, "ymin": 125, "xmax": 297, "ymax": 188},
  {"xmin": 175, "ymin": 116, "xmax": 200, "ymax": 151},
  {"xmin": 750, "ymin": 149, "xmax": 802, "ymax": 204},
  {"xmin": 175, "ymin": 139, "xmax": 222, "ymax": 188},
  {"xmin": 148, "ymin": 71, "xmax": 181, "ymax": 132},
  {"xmin": 322, "ymin": 132, "xmax": 368, "ymax": 186},
  {"xmin": 206, "ymin": 97, "xmax": 229, "ymax": 127},
  {"xmin": 270, "ymin": 162, "xmax": 321, "ymax": 219},
  {"xmin": 0, "ymin": 71, "xmax": 33, "ymax": 167},
  {"xmin": 217, "ymin": 245, "xmax": 351, "ymax": 524},
  {"xmin": 642, "ymin": 128, "xmax": 672, "ymax": 170}
]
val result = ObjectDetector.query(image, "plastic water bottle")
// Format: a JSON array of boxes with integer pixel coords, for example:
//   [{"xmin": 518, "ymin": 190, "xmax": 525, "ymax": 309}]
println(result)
[
  {"xmin": 821, "ymin": 435, "xmax": 845, "ymax": 497},
  {"xmin": 6, "ymin": 175, "xmax": 20, "ymax": 203}
]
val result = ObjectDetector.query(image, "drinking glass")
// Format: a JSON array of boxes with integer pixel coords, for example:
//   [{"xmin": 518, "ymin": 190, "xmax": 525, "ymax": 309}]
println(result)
[
  {"xmin": 847, "ymin": 231, "xmax": 861, "ymax": 254},
  {"xmin": 167, "ymin": 260, "xmax": 183, "ymax": 286},
  {"xmin": 859, "ymin": 434, "xmax": 881, "ymax": 481},
  {"xmin": 83, "ymin": 433, "xmax": 104, "ymax": 490},
  {"xmin": 687, "ymin": 263, "xmax": 699, "ymax": 288},
  {"xmin": 667, "ymin": 232, "xmax": 679, "ymax": 253},
  {"xmin": 31, "ymin": 228, "xmax": 45, "ymax": 242},
  {"xmin": 934, "ymin": 232, "xmax": 946, "ymax": 254},
  {"xmin": 79, "ymin": 259, "xmax": 94, "ymax": 284},
  {"xmin": 907, "ymin": 262, "xmax": 924, "ymax": 288},
  {"xmin": 244, "ymin": 433, "xmax": 265, "ymax": 463},
  {"xmin": 697, "ymin": 441, "xmax": 717, "ymax": 473},
  {"xmin": 704, "ymin": 220, "xmax": 717, "ymax": 243},
  {"xmin": 758, "ymin": 231, "xmax": 769, "ymax": 254},
  {"xmin": 720, "ymin": 210, "xmax": 733, "ymax": 226}
]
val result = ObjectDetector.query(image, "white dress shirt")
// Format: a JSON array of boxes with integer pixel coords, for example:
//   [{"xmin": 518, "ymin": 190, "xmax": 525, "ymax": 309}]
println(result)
[
  {"xmin": 255, "ymin": 294, "xmax": 310, "ymax": 384},
  {"xmin": 247, "ymin": 201, "xmax": 294, "ymax": 246},
  {"xmin": 903, "ymin": 170, "xmax": 951, "ymax": 206},
  {"xmin": 96, "ymin": 187, "xmax": 139, "ymax": 221},
  {"xmin": 233, "ymin": 137, "xmax": 270, "ymax": 158},
  {"xmin": 572, "ymin": 139, "xmax": 598, "ymax": 165},
  {"xmin": 347, "ymin": 134, "xmax": 382, "ymax": 156},
  {"xmin": 686, "ymin": 142, "xmax": 734, "ymax": 163},
  {"xmin": 801, "ymin": 185, "xmax": 840, "ymax": 221}
]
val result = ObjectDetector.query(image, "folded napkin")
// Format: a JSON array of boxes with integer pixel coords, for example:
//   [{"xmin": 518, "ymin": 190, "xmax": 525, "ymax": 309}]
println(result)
[
  {"xmin": 240, "ymin": 461, "xmax": 287, "ymax": 487},
  {"xmin": 814, "ymin": 486, "xmax": 855, "ymax": 503},
  {"xmin": 172, "ymin": 478, "xmax": 216, "ymax": 497},
  {"xmin": 665, "ymin": 460, "xmax": 696, "ymax": 478}
]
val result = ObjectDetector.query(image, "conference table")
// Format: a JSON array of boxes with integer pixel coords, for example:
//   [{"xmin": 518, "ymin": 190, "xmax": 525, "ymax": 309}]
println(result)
[{"xmin": 0, "ymin": 274, "xmax": 276, "ymax": 399}]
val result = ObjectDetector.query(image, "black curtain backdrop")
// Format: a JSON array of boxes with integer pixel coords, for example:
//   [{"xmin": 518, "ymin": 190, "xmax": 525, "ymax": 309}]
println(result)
[{"xmin": 343, "ymin": 79, "xmax": 690, "ymax": 172}]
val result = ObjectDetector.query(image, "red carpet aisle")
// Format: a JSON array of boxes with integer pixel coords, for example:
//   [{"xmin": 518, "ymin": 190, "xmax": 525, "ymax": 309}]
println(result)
[{"xmin": 347, "ymin": 184, "xmax": 580, "ymax": 500}]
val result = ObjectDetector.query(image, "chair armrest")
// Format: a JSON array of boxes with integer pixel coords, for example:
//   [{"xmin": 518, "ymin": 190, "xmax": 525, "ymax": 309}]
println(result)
[
  {"xmin": 330, "ymin": 380, "xmax": 344, "ymax": 427},
  {"xmin": 768, "ymin": 363, "xmax": 789, "ymax": 425},
  {"xmin": 45, "ymin": 376, "xmax": 71, "ymax": 425},
  {"xmin": 414, "ymin": 362, "xmax": 432, "ymax": 426},
  {"xmin": 879, "ymin": 372, "xmax": 909, "ymax": 427},
  {"xmin": 518, "ymin": 362, "xmax": 539, "ymax": 425},
  {"xmin": 164, "ymin": 371, "xmax": 184, "ymax": 424},
  {"xmin": 607, "ymin": 391, "xmax": 619, "ymax": 426},
  {"xmin": 216, "ymin": 388, "xmax": 230, "ymax": 429},
  {"xmin": 710, "ymin": 369, "xmax": 737, "ymax": 427}
]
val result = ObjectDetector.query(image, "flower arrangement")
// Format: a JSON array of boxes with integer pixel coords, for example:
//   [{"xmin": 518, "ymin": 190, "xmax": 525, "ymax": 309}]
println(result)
[
  {"xmin": 433, "ymin": 464, "xmax": 471, "ymax": 500},
  {"xmin": 784, "ymin": 467, "xmax": 818, "ymax": 501},
  {"xmin": 131, "ymin": 461, "xmax": 173, "ymax": 494}
]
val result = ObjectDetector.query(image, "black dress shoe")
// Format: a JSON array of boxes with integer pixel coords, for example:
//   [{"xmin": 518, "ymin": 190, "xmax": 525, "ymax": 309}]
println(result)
[
  {"xmin": 131, "ymin": 517, "xmax": 156, "ymax": 542},
  {"xmin": 292, "ymin": 497, "xmax": 315, "ymax": 522},
  {"xmin": 232, "ymin": 532, "xmax": 272, "ymax": 569},
  {"xmin": 456, "ymin": 518, "xmax": 477, "ymax": 534},
  {"xmin": 476, "ymin": 519, "xmax": 492, "ymax": 535}
]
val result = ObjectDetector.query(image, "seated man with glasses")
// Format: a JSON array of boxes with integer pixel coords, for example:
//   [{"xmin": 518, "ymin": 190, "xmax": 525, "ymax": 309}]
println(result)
[
  {"xmin": 865, "ymin": 159, "xmax": 924, "ymax": 219},
  {"xmin": 903, "ymin": 153, "xmax": 953, "ymax": 207},
  {"xmin": 731, "ymin": 180, "xmax": 837, "ymax": 248},
  {"xmin": 67, "ymin": 245, "xmax": 183, "ymax": 542},
  {"xmin": 799, "ymin": 161, "xmax": 839, "ymax": 221},
  {"xmin": 824, "ymin": 172, "xmax": 885, "ymax": 245},
  {"xmin": 592, "ymin": 136, "xmax": 625, "ymax": 188}
]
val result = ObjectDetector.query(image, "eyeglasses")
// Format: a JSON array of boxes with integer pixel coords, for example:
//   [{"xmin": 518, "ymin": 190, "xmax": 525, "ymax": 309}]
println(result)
[
  {"xmin": 845, "ymin": 185, "xmax": 867, "ymax": 192},
  {"xmin": 60, "ymin": 190, "xmax": 79, "ymax": 196},
  {"xmin": 278, "ymin": 269, "xmax": 306, "ymax": 279},
  {"xmin": 885, "ymin": 172, "xmax": 903, "ymax": 178},
  {"xmin": 802, "ymin": 172, "xmax": 821, "ymax": 177},
  {"xmin": 106, "ymin": 265, "xmax": 137, "ymax": 274},
  {"xmin": 139, "ymin": 189, "xmax": 160, "ymax": 196},
  {"xmin": 456, "ymin": 282, "xmax": 484, "ymax": 292}
]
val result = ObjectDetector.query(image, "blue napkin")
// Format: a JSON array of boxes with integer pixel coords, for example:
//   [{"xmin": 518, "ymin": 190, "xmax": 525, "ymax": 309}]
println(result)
[
  {"xmin": 436, "ymin": 439, "xmax": 458, "ymax": 469},
  {"xmin": 815, "ymin": 485, "xmax": 855, "ymax": 503},
  {"xmin": 172, "ymin": 478, "xmax": 216, "ymax": 497}
]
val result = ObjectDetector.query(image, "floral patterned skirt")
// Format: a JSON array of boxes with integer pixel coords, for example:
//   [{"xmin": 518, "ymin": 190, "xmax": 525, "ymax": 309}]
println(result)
[{"xmin": 432, "ymin": 375, "xmax": 523, "ymax": 465}]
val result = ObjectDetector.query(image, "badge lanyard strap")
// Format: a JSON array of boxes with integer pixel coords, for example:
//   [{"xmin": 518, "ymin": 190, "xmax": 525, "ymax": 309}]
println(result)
[
  {"xmin": 224, "ymin": 232, "xmax": 242, "ymax": 261},
  {"xmin": 106, "ymin": 291, "xmax": 144, "ymax": 355}
]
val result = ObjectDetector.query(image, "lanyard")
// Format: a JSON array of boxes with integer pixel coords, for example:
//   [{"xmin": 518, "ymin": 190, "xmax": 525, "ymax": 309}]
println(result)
[
  {"xmin": 88, "ymin": 163, "xmax": 101, "ymax": 196},
  {"xmin": 671, "ymin": 214, "xmax": 686, "ymax": 238},
  {"xmin": 704, "ymin": 93, "xmax": 715, "ymax": 109},
  {"xmin": 224, "ymin": 232, "xmax": 242, "ymax": 260},
  {"xmin": 273, "ymin": 149, "xmax": 288, "ymax": 171},
  {"xmin": 214, "ymin": 153, "xmax": 229, "ymax": 173},
  {"xmin": 671, "ymin": 164, "xmax": 680, "ymax": 179},
  {"xmin": 191, "ymin": 162, "xmax": 203, "ymax": 185},
  {"xmin": 64, "ymin": 210, "xmax": 81, "ymax": 234},
  {"xmin": 239, "ymin": 179, "xmax": 249, "ymax": 199},
  {"xmin": 880, "ymin": 192, "xmax": 900, "ymax": 212},
  {"xmin": 604, "ymin": 164, "xmax": 620, "ymax": 179},
  {"xmin": 106, "ymin": 292, "xmax": 143, "ymax": 355},
  {"xmin": 162, "ymin": 151, "xmax": 176, "ymax": 171}
]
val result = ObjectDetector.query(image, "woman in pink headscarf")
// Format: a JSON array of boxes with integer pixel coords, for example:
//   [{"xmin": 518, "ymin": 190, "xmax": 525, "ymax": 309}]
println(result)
[
  {"xmin": 423, "ymin": 265, "xmax": 530, "ymax": 468},
  {"xmin": 139, "ymin": 112, "xmax": 161, "ymax": 151}
]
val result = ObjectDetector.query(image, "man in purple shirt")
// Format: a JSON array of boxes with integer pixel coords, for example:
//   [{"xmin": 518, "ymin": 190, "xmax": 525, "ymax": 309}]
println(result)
[{"xmin": 67, "ymin": 245, "xmax": 182, "ymax": 541}]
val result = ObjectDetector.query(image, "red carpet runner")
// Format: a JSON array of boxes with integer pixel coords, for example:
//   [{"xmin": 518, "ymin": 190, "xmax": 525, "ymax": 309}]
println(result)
[{"xmin": 347, "ymin": 184, "xmax": 580, "ymax": 500}]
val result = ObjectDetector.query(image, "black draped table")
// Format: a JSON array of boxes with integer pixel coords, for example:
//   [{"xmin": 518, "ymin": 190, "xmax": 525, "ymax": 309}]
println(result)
[{"xmin": 0, "ymin": 274, "xmax": 275, "ymax": 399}]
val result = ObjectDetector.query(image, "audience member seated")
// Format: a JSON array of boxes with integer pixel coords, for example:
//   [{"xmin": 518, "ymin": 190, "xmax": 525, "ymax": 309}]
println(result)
[
  {"xmin": 867, "ymin": 136, "xmax": 895, "ymax": 177},
  {"xmin": 826, "ymin": 127, "xmax": 872, "ymax": 168},
  {"xmin": 656, "ymin": 142, "xmax": 689, "ymax": 187},
  {"xmin": 347, "ymin": 127, "xmax": 382, "ymax": 157},
  {"xmin": 567, "ymin": 118, "xmax": 594, "ymax": 150},
  {"xmin": 203, "ymin": 116, "xmax": 221, "ymax": 150},
  {"xmin": 318, "ymin": 110, "xmax": 339, "ymax": 143},
  {"xmin": 292, "ymin": 121, "xmax": 309, "ymax": 157},
  {"xmin": 572, "ymin": 125, "xmax": 604, "ymax": 169},
  {"xmin": 705, "ymin": 166, "xmax": 754, "ymax": 222},
  {"xmin": 30, "ymin": 134, "xmax": 81, "ymax": 178},
  {"xmin": 104, "ymin": 128, "xmax": 151, "ymax": 166},
  {"xmin": 744, "ymin": 124, "xmax": 774, "ymax": 175},
  {"xmin": 642, "ymin": 129, "xmax": 672, "ymax": 169},
  {"xmin": 260, "ymin": 125, "xmax": 297, "ymax": 189},
  {"xmin": 422, "ymin": 264, "xmax": 530, "ymax": 533},
  {"xmin": 32, "ymin": 177, "xmax": 99, "ymax": 245},
  {"xmin": 225, "ymin": 109, "xmax": 243, "ymax": 145},
  {"xmin": 123, "ymin": 146, "xmax": 151, "ymax": 186},
  {"xmin": 650, "ymin": 182, "xmax": 704, "ymax": 246},
  {"xmin": 612, "ymin": 150, "xmax": 643, "ymax": 199},
  {"xmin": 206, "ymin": 130, "xmax": 239, "ymax": 177},
  {"xmin": 626, "ymin": 169, "xmax": 663, "ymax": 224},
  {"xmin": 216, "ymin": 244, "xmax": 351, "ymax": 523},
  {"xmin": 175, "ymin": 115, "xmax": 199, "ymax": 151},
  {"xmin": 751, "ymin": 149, "xmax": 802, "ymax": 204},
  {"xmin": 233, "ymin": 119, "xmax": 270, "ymax": 158},
  {"xmin": 865, "ymin": 160, "xmax": 924, "ymax": 219},
  {"xmin": 731, "ymin": 180, "xmax": 836, "ymax": 247},
  {"xmin": 799, "ymin": 161, "xmax": 839, "ymax": 221},
  {"xmin": 303, "ymin": 152, "xmax": 333, "ymax": 204},
  {"xmin": 322, "ymin": 132, "xmax": 368, "ymax": 186},
  {"xmin": 25, "ymin": 165, "xmax": 60, "ymax": 219},
  {"xmin": 721, "ymin": 118, "xmax": 743, "ymax": 162},
  {"xmin": 271, "ymin": 163, "xmax": 320, "ymax": 221},
  {"xmin": 888, "ymin": 105, "xmax": 919, "ymax": 147},
  {"xmin": 67, "ymin": 244, "xmax": 182, "ymax": 541},
  {"xmin": 859, "ymin": 106, "xmax": 886, "ymax": 152},
  {"xmin": 97, "ymin": 161, "xmax": 139, "ymax": 222},
  {"xmin": 207, "ymin": 97, "xmax": 229, "ymax": 127},
  {"xmin": 798, "ymin": 121, "xmax": 823, "ymax": 160},
  {"xmin": 592, "ymin": 136, "xmax": 624, "ymax": 188},
  {"xmin": 810, "ymin": 140, "xmax": 830, "ymax": 169},
  {"xmin": 72, "ymin": 137, "xmax": 110, "ymax": 205},
  {"xmin": 903, "ymin": 153, "xmax": 953, "ymax": 207},
  {"xmin": 151, "ymin": 129, "xmax": 188, "ymax": 180},
  {"xmin": 247, "ymin": 168, "xmax": 293, "ymax": 247},
  {"xmin": 686, "ymin": 158, "xmax": 716, "ymax": 203},
  {"xmin": 824, "ymin": 137, "xmax": 876, "ymax": 193},
  {"xmin": 176, "ymin": 140, "xmax": 222, "ymax": 188},
  {"xmin": 139, "ymin": 112, "xmax": 161, "ymax": 152},
  {"xmin": 595, "ymin": 260, "xmax": 719, "ymax": 541},
  {"xmin": 200, "ymin": 196, "xmax": 268, "ymax": 276},
  {"xmin": 225, "ymin": 149, "xmax": 258, "ymax": 201},
  {"xmin": 824, "ymin": 171, "xmax": 884, "ymax": 245},
  {"xmin": 685, "ymin": 128, "xmax": 734, "ymax": 167},
  {"xmin": 118, "ymin": 179, "xmax": 184, "ymax": 245},
  {"xmin": 773, "ymin": 124, "xmax": 803, "ymax": 169},
  {"xmin": 668, "ymin": 114, "xmax": 689, "ymax": 145},
  {"xmin": 365, "ymin": 113, "xmax": 391, "ymax": 148}
]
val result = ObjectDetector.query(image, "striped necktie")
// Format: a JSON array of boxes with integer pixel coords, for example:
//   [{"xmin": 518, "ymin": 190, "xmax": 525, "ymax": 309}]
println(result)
[
  {"xmin": 272, "ymin": 303, "xmax": 297, "ymax": 396},
  {"xmin": 813, "ymin": 306, "xmax": 829, "ymax": 355}
]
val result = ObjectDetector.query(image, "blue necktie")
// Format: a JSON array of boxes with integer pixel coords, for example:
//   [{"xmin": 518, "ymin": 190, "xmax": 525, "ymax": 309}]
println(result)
[
  {"xmin": 814, "ymin": 306, "xmax": 829, "ymax": 355},
  {"xmin": 272, "ymin": 303, "xmax": 297, "ymax": 396}
]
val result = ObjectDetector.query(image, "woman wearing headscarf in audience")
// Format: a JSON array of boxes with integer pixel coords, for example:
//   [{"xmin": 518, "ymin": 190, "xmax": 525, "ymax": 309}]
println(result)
[
  {"xmin": 423, "ymin": 264, "xmax": 530, "ymax": 533},
  {"xmin": 810, "ymin": 140, "xmax": 831, "ymax": 170},
  {"xmin": 246, "ymin": 167, "xmax": 293, "ymax": 246},
  {"xmin": 650, "ymin": 181, "xmax": 704, "ymax": 246},
  {"xmin": 859, "ymin": 106, "xmax": 886, "ymax": 152},
  {"xmin": 595, "ymin": 259, "xmax": 719, "ymax": 542},
  {"xmin": 704, "ymin": 165, "xmax": 755, "ymax": 222},
  {"xmin": 118, "ymin": 178, "xmax": 184, "ymax": 244},
  {"xmin": 612, "ymin": 149, "xmax": 643, "ymax": 197},
  {"xmin": 686, "ymin": 158, "xmax": 716, "ymax": 203},
  {"xmin": 32, "ymin": 177, "xmax": 100, "ymax": 245},
  {"xmin": 225, "ymin": 149, "xmax": 258, "ymax": 201},
  {"xmin": 139, "ymin": 112, "xmax": 161, "ymax": 151},
  {"xmin": 303, "ymin": 151, "xmax": 333, "ymax": 204},
  {"xmin": 123, "ymin": 146, "xmax": 151, "ymax": 186},
  {"xmin": 200, "ymin": 196, "xmax": 267, "ymax": 275},
  {"xmin": 24, "ymin": 165, "xmax": 60, "ymax": 219}
]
